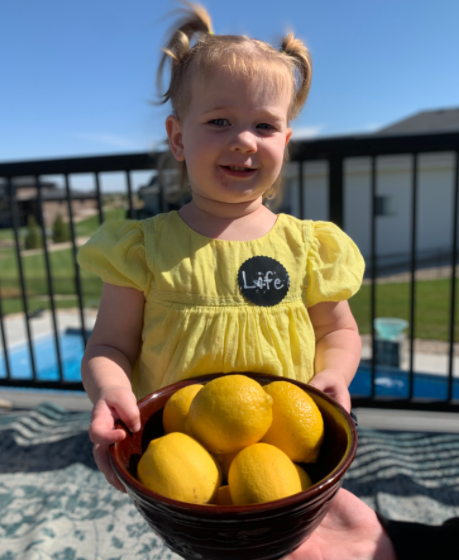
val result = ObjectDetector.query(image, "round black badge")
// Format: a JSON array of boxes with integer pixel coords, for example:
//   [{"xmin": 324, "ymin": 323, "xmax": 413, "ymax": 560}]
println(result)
[{"xmin": 238, "ymin": 256, "xmax": 290, "ymax": 307}]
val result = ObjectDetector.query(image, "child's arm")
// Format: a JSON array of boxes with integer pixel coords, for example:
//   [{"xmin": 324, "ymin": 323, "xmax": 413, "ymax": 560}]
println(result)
[
  {"xmin": 307, "ymin": 300, "xmax": 361, "ymax": 413},
  {"xmin": 81, "ymin": 282, "xmax": 145, "ymax": 492}
]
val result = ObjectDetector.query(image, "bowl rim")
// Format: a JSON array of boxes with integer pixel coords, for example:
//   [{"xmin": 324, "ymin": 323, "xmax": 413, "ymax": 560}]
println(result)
[{"xmin": 109, "ymin": 372, "xmax": 358, "ymax": 513}]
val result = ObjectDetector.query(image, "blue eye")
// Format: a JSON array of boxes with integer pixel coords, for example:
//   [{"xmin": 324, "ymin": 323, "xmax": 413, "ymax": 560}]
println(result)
[
  {"xmin": 257, "ymin": 123, "xmax": 276, "ymax": 130},
  {"xmin": 209, "ymin": 119, "xmax": 230, "ymax": 126}
]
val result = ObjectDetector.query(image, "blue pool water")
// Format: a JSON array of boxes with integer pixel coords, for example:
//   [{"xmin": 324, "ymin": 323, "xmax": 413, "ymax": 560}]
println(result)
[
  {"xmin": 350, "ymin": 361, "xmax": 459, "ymax": 399},
  {"xmin": 1, "ymin": 331, "xmax": 459, "ymax": 399},
  {"xmin": 0, "ymin": 329, "xmax": 86, "ymax": 383}
]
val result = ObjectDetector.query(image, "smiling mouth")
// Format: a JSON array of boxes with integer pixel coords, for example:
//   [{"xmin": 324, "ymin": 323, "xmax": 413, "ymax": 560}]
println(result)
[
  {"xmin": 226, "ymin": 165, "xmax": 254, "ymax": 171},
  {"xmin": 221, "ymin": 165, "xmax": 257, "ymax": 176}
]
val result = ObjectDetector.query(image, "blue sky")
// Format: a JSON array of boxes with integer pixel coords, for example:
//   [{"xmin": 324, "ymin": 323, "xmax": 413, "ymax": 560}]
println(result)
[{"xmin": 1, "ymin": 0, "xmax": 458, "ymax": 164}]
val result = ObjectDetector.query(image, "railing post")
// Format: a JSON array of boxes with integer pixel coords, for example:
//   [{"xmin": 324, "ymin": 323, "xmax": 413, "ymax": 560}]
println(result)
[
  {"xmin": 0, "ymin": 276, "xmax": 11, "ymax": 380},
  {"xmin": 329, "ymin": 156, "xmax": 343, "ymax": 228},
  {"xmin": 298, "ymin": 160, "xmax": 304, "ymax": 220},
  {"xmin": 64, "ymin": 174, "xmax": 87, "ymax": 347},
  {"xmin": 408, "ymin": 154, "xmax": 418, "ymax": 399},
  {"xmin": 448, "ymin": 151, "xmax": 459, "ymax": 401},
  {"xmin": 36, "ymin": 176, "xmax": 64, "ymax": 382},
  {"xmin": 7, "ymin": 178, "xmax": 37, "ymax": 380},
  {"xmin": 126, "ymin": 171, "xmax": 135, "ymax": 220},
  {"xmin": 94, "ymin": 172, "xmax": 104, "ymax": 225},
  {"xmin": 370, "ymin": 157, "xmax": 377, "ymax": 397}
]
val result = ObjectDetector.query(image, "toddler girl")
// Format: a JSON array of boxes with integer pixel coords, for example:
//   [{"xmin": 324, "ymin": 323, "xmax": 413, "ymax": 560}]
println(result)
[{"xmin": 78, "ymin": 2, "xmax": 365, "ymax": 492}]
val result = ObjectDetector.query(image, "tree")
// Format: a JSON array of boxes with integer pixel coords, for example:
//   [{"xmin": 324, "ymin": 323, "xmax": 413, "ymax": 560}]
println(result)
[
  {"xmin": 24, "ymin": 215, "xmax": 42, "ymax": 249},
  {"xmin": 52, "ymin": 214, "xmax": 71, "ymax": 243}
]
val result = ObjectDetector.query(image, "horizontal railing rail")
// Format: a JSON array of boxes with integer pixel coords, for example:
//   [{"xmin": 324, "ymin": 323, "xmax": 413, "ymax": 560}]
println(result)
[
  {"xmin": 0, "ymin": 131, "xmax": 458, "ymax": 410},
  {"xmin": 363, "ymin": 246, "xmax": 457, "ymax": 278}
]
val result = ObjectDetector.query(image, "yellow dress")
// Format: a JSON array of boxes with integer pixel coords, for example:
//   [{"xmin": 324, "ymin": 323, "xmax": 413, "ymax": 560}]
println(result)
[{"xmin": 77, "ymin": 211, "xmax": 365, "ymax": 399}]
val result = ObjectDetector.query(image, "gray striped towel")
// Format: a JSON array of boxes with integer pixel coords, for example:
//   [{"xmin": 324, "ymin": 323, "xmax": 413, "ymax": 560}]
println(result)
[{"xmin": 1, "ymin": 403, "xmax": 459, "ymax": 559}]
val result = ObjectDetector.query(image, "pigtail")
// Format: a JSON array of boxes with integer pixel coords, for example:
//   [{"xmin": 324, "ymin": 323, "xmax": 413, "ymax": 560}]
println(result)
[
  {"xmin": 157, "ymin": 1, "xmax": 213, "ymax": 111},
  {"xmin": 280, "ymin": 33, "xmax": 312, "ymax": 119}
]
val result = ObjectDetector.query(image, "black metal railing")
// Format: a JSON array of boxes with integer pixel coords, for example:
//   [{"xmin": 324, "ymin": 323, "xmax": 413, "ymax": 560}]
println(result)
[
  {"xmin": 290, "ymin": 131, "xmax": 459, "ymax": 411},
  {"xmin": 0, "ymin": 153, "xmax": 157, "ymax": 391},
  {"xmin": 1, "ymin": 132, "xmax": 458, "ymax": 411}
]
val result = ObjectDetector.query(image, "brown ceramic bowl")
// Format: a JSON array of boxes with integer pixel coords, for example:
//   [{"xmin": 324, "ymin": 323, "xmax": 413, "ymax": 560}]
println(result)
[{"xmin": 109, "ymin": 373, "xmax": 358, "ymax": 560}]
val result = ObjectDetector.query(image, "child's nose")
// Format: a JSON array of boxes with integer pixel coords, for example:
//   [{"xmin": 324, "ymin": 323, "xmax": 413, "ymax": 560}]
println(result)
[{"xmin": 229, "ymin": 130, "xmax": 257, "ymax": 153}]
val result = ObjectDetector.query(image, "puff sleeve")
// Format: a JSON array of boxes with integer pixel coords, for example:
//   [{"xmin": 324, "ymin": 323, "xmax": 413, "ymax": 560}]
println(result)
[
  {"xmin": 77, "ymin": 220, "xmax": 151, "ymax": 294},
  {"xmin": 306, "ymin": 221, "xmax": 365, "ymax": 308}
]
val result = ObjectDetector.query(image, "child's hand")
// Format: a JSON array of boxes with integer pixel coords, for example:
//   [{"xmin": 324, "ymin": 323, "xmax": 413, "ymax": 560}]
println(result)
[
  {"xmin": 308, "ymin": 369, "xmax": 351, "ymax": 413},
  {"xmin": 89, "ymin": 385, "xmax": 141, "ymax": 492}
]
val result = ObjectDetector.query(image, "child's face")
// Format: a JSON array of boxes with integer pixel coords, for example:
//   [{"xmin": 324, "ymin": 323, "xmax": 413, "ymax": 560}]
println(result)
[{"xmin": 167, "ymin": 67, "xmax": 292, "ymax": 205}]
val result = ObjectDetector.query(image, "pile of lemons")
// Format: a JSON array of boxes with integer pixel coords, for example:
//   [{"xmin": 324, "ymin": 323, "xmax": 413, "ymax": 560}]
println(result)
[{"xmin": 137, "ymin": 374, "xmax": 324, "ymax": 506}]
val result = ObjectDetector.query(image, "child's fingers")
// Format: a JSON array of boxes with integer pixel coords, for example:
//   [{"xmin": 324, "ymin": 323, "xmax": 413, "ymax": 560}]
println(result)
[
  {"xmin": 320, "ymin": 380, "xmax": 351, "ymax": 412},
  {"xmin": 111, "ymin": 391, "xmax": 141, "ymax": 433},
  {"xmin": 90, "ymin": 425, "xmax": 127, "ymax": 445},
  {"xmin": 330, "ymin": 387, "xmax": 351, "ymax": 412},
  {"xmin": 89, "ymin": 400, "xmax": 127, "ymax": 445},
  {"xmin": 311, "ymin": 381, "xmax": 351, "ymax": 412},
  {"xmin": 339, "ymin": 391, "xmax": 351, "ymax": 413},
  {"xmin": 93, "ymin": 443, "xmax": 126, "ymax": 493}
]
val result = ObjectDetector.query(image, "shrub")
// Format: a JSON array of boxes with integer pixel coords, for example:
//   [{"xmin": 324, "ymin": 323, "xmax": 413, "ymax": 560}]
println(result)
[
  {"xmin": 52, "ymin": 214, "xmax": 71, "ymax": 243},
  {"xmin": 24, "ymin": 215, "xmax": 42, "ymax": 249}
]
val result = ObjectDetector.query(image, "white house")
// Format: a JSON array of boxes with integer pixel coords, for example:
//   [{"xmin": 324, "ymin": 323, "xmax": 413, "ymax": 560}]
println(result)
[{"xmin": 282, "ymin": 107, "xmax": 459, "ymax": 271}]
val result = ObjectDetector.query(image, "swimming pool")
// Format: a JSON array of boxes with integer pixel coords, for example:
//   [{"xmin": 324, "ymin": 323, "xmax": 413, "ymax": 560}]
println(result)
[
  {"xmin": 0, "ymin": 329, "xmax": 85, "ymax": 383},
  {"xmin": 350, "ymin": 361, "xmax": 459, "ymax": 400},
  {"xmin": 1, "ymin": 331, "xmax": 459, "ymax": 399}
]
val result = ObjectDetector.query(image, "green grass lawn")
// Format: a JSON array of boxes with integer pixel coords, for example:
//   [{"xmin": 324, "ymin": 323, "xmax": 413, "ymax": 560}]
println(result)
[
  {"xmin": 349, "ymin": 279, "xmax": 459, "ymax": 341},
  {"xmin": 0, "ymin": 207, "xmax": 125, "ymax": 249},
  {"xmin": 0, "ymin": 228, "xmax": 17, "ymax": 242},
  {"xmin": 0, "ymin": 246, "xmax": 103, "ymax": 310},
  {"xmin": 1, "ymin": 296, "xmax": 89, "ymax": 316},
  {"xmin": 75, "ymin": 207, "xmax": 126, "ymax": 237},
  {"xmin": 0, "ymin": 209, "xmax": 127, "ymax": 314}
]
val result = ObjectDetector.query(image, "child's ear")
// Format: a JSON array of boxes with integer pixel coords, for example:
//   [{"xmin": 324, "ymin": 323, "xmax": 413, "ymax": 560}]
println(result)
[
  {"xmin": 285, "ymin": 127, "xmax": 293, "ymax": 146},
  {"xmin": 166, "ymin": 115, "xmax": 185, "ymax": 161}
]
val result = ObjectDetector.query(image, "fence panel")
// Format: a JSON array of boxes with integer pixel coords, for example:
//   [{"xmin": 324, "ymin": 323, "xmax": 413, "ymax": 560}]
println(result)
[{"xmin": 1, "ymin": 135, "xmax": 459, "ymax": 408}]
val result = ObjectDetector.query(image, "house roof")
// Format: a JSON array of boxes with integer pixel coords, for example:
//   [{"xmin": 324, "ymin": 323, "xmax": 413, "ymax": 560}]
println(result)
[
  {"xmin": 375, "ymin": 107, "xmax": 459, "ymax": 135},
  {"xmin": 0, "ymin": 179, "xmax": 94, "ymax": 200},
  {"xmin": 138, "ymin": 170, "xmax": 181, "ymax": 198},
  {"xmin": 0, "ymin": 179, "xmax": 56, "ymax": 190}
]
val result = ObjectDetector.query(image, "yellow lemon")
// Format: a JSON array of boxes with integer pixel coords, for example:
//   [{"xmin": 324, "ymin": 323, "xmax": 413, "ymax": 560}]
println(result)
[
  {"xmin": 213, "ymin": 485, "xmax": 233, "ymax": 505},
  {"xmin": 261, "ymin": 381, "xmax": 324, "ymax": 463},
  {"xmin": 187, "ymin": 375, "xmax": 273, "ymax": 454},
  {"xmin": 215, "ymin": 451, "xmax": 239, "ymax": 480},
  {"xmin": 137, "ymin": 432, "xmax": 221, "ymax": 504},
  {"xmin": 162, "ymin": 384, "xmax": 203, "ymax": 434},
  {"xmin": 295, "ymin": 464, "xmax": 313, "ymax": 491},
  {"xmin": 228, "ymin": 443, "xmax": 302, "ymax": 505}
]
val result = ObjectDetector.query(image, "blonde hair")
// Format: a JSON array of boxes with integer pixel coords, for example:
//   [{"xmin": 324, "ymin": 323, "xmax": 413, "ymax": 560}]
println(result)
[{"xmin": 157, "ymin": 1, "xmax": 312, "ymax": 203}]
